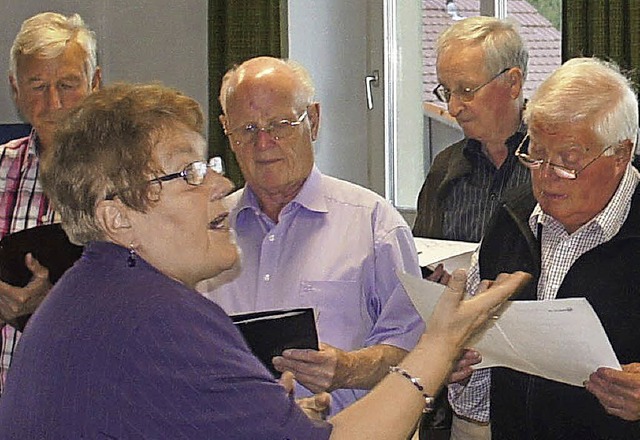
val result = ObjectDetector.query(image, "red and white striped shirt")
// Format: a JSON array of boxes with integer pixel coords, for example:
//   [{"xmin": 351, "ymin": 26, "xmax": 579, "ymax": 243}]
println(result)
[{"xmin": 0, "ymin": 130, "xmax": 55, "ymax": 395}]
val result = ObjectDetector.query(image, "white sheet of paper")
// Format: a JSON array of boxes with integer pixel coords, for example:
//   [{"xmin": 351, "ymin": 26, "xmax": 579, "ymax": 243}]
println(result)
[
  {"xmin": 413, "ymin": 237, "xmax": 478, "ymax": 271},
  {"xmin": 399, "ymin": 271, "xmax": 621, "ymax": 387}
]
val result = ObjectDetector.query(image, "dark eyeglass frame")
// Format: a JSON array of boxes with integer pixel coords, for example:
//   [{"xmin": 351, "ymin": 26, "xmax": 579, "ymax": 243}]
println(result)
[
  {"xmin": 433, "ymin": 67, "xmax": 512, "ymax": 103},
  {"xmin": 149, "ymin": 157, "xmax": 225, "ymax": 186},
  {"xmin": 515, "ymin": 134, "xmax": 616, "ymax": 180},
  {"xmin": 104, "ymin": 157, "xmax": 224, "ymax": 200},
  {"xmin": 224, "ymin": 110, "xmax": 308, "ymax": 145}
]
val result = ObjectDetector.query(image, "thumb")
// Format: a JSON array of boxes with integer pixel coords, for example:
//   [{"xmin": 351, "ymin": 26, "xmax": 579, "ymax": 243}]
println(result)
[{"xmin": 25, "ymin": 253, "xmax": 50, "ymax": 281}]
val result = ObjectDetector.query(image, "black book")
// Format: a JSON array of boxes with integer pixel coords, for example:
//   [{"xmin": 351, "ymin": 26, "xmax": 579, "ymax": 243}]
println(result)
[
  {"xmin": 0, "ymin": 223, "xmax": 83, "ymax": 330},
  {"xmin": 230, "ymin": 308, "xmax": 319, "ymax": 378}
]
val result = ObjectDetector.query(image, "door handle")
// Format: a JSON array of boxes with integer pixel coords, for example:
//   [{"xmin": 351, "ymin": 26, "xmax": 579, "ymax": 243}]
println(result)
[{"xmin": 365, "ymin": 70, "xmax": 379, "ymax": 110}]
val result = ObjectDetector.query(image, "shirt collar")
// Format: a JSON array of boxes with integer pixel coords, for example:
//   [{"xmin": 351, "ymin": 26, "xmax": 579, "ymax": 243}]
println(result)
[
  {"xmin": 463, "ymin": 119, "xmax": 527, "ymax": 159},
  {"xmin": 530, "ymin": 163, "xmax": 640, "ymax": 239},
  {"xmin": 19, "ymin": 128, "xmax": 39, "ymax": 173},
  {"xmin": 233, "ymin": 165, "xmax": 328, "ymax": 221}
]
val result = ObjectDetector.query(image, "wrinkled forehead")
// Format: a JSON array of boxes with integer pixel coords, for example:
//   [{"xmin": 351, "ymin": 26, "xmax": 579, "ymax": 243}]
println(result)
[
  {"xmin": 152, "ymin": 123, "xmax": 207, "ymax": 164},
  {"xmin": 529, "ymin": 120, "xmax": 600, "ymax": 148},
  {"xmin": 227, "ymin": 71, "xmax": 305, "ymax": 115}
]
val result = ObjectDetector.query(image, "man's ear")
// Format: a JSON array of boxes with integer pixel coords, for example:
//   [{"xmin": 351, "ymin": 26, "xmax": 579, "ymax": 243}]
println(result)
[
  {"xmin": 219, "ymin": 114, "xmax": 228, "ymax": 133},
  {"xmin": 307, "ymin": 102, "xmax": 320, "ymax": 141},
  {"xmin": 220, "ymin": 114, "xmax": 240, "ymax": 153},
  {"xmin": 615, "ymin": 138, "xmax": 634, "ymax": 166},
  {"xmin": 91, "ymin": 66, "xmax": 102, "ymax": 91},
  {"xmin": 9, "ymin": 75, "xmax": 19, "ymax": 104},
  {"xmin": 507, "ymin": 67, "xmax": 524, "ymax": 100},
  {"xmin": 95, "ymin": 199, "xmax": 132, "ymax": 246}
]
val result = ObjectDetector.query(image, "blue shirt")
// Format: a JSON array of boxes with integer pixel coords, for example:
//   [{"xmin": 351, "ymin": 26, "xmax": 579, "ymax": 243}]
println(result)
[{"xmin": 202, "ymin": 167, "xmax": 425, "ymax": 414}]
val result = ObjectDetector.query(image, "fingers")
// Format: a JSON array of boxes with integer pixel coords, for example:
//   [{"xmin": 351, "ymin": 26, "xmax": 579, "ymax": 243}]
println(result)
[
  {"xmin": 278, "ymin": 348, "xmax": 322, "ymax": 362},
  {"xmin": 278, "ymin": 371, "xmax": 296, "ymax": 395},
  {"xmin": 272, "ymin": 345, "xmax": 340, "ymax": 393},
  {"xmin": 296, "ymin": 392, "xmax": 331, "ymax": 421},
  {"xmin": 448, "ymin": 349, "xmax": 482, "ymax": 384},
  {"xmin": 442, "ymin": 269, "xmax": 467, "ymax": 300},
  {"xmin": 426, "ymin": 264, "xmax": 451, "ymax": 285},
  {"xmin": 468, "ymin": 271, "xmax": 531, "ymax": 317},
  {"xmin": 585, "ymin": 366, "xmax": 640, "ymax": 421},
  {"xmin": 0, "ymin": 255, "xmax": 53, "ymax": 322},
  {"xmin": 24, "ymin": 253, "xmax": 50, "ymax": 281}
]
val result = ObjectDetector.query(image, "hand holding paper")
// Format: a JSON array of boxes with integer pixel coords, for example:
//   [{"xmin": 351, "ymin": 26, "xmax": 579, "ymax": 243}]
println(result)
[{"xmin": 399, "ymin": 271, "xmax": 621, "ymax": 387}]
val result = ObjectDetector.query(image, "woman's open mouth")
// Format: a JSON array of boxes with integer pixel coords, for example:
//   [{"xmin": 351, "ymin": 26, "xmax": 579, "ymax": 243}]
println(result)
[{"xmin": 208, "ymin": 212, "xmax": 229, "ymax": 230}]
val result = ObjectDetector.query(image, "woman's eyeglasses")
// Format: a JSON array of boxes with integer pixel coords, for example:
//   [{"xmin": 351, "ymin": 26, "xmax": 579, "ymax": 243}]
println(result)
[
  {"xmin": 104, "ymin": 157, "xmax": 224, "ymax": 200},
  {"xmin": 149, "ymin": 157, "xmax": 224, "ymax": 186}
]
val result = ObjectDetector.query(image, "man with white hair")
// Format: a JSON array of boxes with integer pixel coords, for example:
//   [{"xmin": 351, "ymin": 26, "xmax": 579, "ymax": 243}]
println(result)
[
  {"xmin": 0, "ymin": 12, "xmax": 101, "ymax": 394},
  {"xmin": 202, "ymin": 56, "xmax": 425, "ymax": 415},
  {"xmin": 450, "ymin": 57, "xmax": 640, "ymax": 439}
]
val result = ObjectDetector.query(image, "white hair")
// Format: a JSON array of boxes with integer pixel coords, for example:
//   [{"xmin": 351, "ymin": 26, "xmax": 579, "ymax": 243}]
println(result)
[
  {"xmin": 524, "ymin": 57, "xmax": 639, "ymax": 155},
  {"xmin": 10, "ymin": 12, "xmax": 98, "ymax": 82},
  {"xmin": 219, "ymin": 57, "xmax": 315, "ymax": 114}
]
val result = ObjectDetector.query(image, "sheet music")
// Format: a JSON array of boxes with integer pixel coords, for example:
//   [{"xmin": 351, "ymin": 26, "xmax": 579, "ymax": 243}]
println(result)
[
  {"xmin": 413, "ymin": 237, "xmax": 478, "ymax": 271},
  {"xmin": 399, "ymin": 271, "xmax": 621, "ymax": 387}
]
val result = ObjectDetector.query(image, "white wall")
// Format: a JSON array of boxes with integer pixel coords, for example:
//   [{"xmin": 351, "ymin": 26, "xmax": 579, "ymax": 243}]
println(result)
[
  {"xmin": 0, "ymin": 1, "xmax": 207, "ymax": 125},
  {"xmin": 288, "ymin": 0, "xmax": 370, "ymax": 188}
]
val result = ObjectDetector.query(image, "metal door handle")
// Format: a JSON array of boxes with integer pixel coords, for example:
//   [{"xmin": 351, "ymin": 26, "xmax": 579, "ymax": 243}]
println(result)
[{"xmin": 365, "ymin": 70, "xmax": 379, "ymax": 110}]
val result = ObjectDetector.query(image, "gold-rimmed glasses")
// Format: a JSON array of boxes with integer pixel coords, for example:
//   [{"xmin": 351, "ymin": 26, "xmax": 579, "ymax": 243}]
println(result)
[
  {"xmin": 224, "ymin": 110, "xmax": 308, "ymax": 146},
  {"xmin": 515, "ymin": 134, "xmax": 615, "ymax": 180}
]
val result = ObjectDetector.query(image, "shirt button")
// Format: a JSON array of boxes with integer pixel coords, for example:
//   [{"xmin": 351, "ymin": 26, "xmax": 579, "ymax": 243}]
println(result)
[
  {"xmin": 268, "ymin": 234, "xmax": 275, "ymax": 242},
  {"xmin": 263, "ymin": 274, "xmax": 271, "ymax": 282}
]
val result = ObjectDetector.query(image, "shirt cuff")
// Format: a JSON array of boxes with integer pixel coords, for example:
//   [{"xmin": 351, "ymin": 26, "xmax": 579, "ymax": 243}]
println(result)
[{"xmin": 448, "ymin": 369, "xmax": 491, "ymax": 423}]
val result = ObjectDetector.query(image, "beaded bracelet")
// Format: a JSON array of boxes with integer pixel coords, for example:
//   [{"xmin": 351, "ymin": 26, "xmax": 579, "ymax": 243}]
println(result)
[{"xmin": 389, "ymin": 366, "xmax": 435, "ymax": 413}]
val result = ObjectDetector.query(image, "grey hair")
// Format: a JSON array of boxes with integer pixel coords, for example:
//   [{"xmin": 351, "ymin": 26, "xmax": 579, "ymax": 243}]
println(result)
[
  {"xmin": 436, "ymin": 15, "xmax": 529, "ymax": 81},
  {"xmin": 524, "ymin": 57, "xmax": 639, "ymax": 156},
  {"xmin": 10, "ymin": 12, "xmax": 98, "ymax": 82},
  {"xmin": 219, "ymin": 57, "xmax": 315, "ymax": 114}
]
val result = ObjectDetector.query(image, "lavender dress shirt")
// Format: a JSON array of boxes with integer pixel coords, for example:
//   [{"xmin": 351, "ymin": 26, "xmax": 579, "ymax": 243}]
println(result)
[{"xmin": 203, "ymin": 167, "xmax": 425, "ymax": 414}]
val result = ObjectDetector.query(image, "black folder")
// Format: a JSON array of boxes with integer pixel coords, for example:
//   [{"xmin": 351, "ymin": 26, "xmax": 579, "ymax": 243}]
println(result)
[
  {"xmin": 0, "ymin": 223, "xmax": 83, "ymax": 330},
  {"xmin": 231, "ymin": 308, "xmax": 319, "ymax": 378}
]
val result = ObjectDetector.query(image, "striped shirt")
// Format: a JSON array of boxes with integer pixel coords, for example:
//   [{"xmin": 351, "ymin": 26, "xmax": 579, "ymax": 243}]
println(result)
[
  {"xmin": 449, "ymin": 164, "xmax": 640, "ymax": 422},
  {"xmin": 0, "ymin": 130, "xmax": 55, "ymax": 395},
  {"xmin": 441, "ymin": 130, "xmax": 531, "ymax": 242}
]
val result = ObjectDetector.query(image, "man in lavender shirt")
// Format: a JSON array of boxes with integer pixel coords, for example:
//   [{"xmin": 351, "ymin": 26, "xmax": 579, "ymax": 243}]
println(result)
[{"xmin": 200, "ymin": 56, "xmax": 425, "ymax": 415}]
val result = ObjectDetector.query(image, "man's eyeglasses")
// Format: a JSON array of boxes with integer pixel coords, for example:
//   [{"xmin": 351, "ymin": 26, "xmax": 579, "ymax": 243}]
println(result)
[
  {"xmin": 224, "ymin": 110, "xmax": 308, "ymax": 145},
  {"xmin": 150, "ymin": 157, "xmax": 225, "ymax": 186},
  {"xmin": 515, "ymin": 134, "xmax": 615, "ymax": 180},
  {"xmin": 433, "ymin": 67, "xmax": 512, "ymax": 103}
]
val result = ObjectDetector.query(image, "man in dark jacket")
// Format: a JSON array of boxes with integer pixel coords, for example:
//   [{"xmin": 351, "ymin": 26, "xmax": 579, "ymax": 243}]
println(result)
[
  {"xmin": 413, "ymin": 16, "xmax": 530, "ymax": 438},
  {"xmin": 450, "ymin": 57, "xmax": 640, "ymax": 440}
]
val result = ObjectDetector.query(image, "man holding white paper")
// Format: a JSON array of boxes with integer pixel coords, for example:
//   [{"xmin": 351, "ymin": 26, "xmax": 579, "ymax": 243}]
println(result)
[{"xmin": 449, "ymin": 57, "xmax": 640, "ymax": 439}]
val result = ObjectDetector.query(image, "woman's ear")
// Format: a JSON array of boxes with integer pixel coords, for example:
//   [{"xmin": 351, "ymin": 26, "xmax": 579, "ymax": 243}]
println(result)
[{"xmin": 95, "ymin": 199, "xmax": 132, "ymax": 246}]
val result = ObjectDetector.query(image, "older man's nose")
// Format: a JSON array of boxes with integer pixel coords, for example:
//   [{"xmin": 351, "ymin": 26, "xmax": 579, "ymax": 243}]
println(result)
[
  {"xmin": 255, "ymin": 128, "xmax": 276, "ymax": 150},
  {"xmin": 46, "ymin": 86, "xmax": 63, "ymax": 109},
  {"xmin": 447, "ymin": 94, "xmax": 464, "ymax": 118}
]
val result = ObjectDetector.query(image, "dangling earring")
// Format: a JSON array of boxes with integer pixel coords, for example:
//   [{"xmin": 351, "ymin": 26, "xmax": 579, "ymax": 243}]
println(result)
[{"xmin": 127, "ymin": 242, "xmax": 137, "ymax": 268}]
